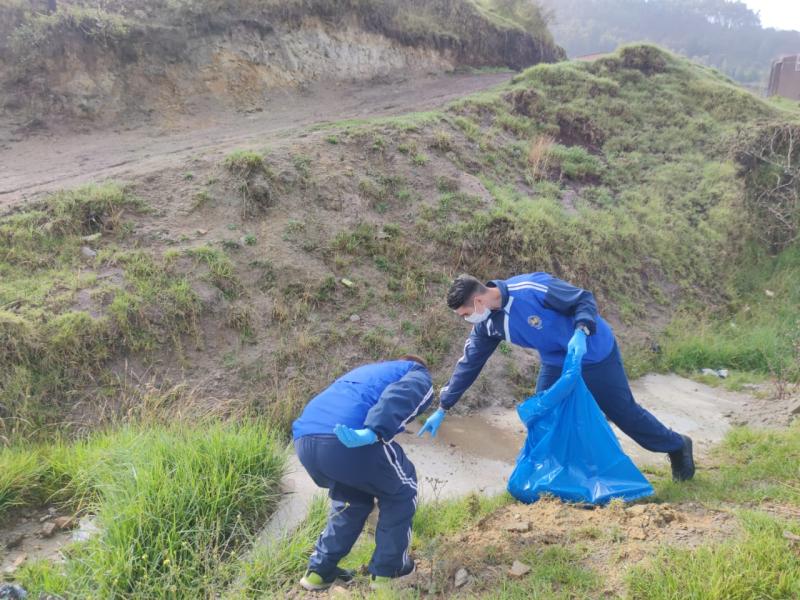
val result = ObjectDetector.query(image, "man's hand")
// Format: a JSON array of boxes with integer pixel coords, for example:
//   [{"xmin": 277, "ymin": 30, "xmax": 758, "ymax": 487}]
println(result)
[
  {"xmin": 334, "ymin": 424, "xmax": 378, "ymax": 448},
  {"xmin": 417, "ymin": 408, "xmax": 446, "ymax": 438},
  {"xmin": 567, "ymin": 328, "xmax": 587, "ymax": 360}
]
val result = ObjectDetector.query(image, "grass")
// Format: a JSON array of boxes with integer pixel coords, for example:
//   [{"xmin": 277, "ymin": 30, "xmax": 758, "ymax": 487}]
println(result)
[
  {"xmin": 233, "ymin": 495, "xmax": 329, "ymax": 598},
  {"xmin": 0, "ymin": 184, "xmax": 188, "ymax": 437},
  {"xmin": 222, "ymin": 150, "xmax": 264, "ymax": 176},
  {"xmin": 0, "ymin": 40, "xmax": 798, "ymax": 600},
  {"xmin": 8, "ymin": 4, "xmax": 133, "ymax": 69},
  {"xmin": 627, "ymin": 511, "xmax": 800, "ymax": 599},
  {"xmin": 651, "ymin": 422, "xmax": 800, "ymax": 507},
  {"xmin": 108, "ymin": 249, "xmax": 202, "ymax": 353},
  {"xmin": 658, "ymin": 244, "xmax": 800, "ymax": 381},
  {"xmin": 3, "ymin": 421, "xmax": 287, "ymax": 598},
  {"xmin": 186, "ymin": 245, "xmax": 242, "ymax": 298},
  {"xmin": 482, "ymin": 546, "xmax": 599, "ymax": 599},
  {"xmin": 0, "ymin": 446, "xmax": 43, "ymax": 521}
]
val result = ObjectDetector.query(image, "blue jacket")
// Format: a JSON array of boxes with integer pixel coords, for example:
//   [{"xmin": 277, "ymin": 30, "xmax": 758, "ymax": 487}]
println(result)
[
  {"xmin": 292, "ymin": 360, "xmax": 434, "ymax": 441},
  {"xmin": 439, "ymin": 273, "xmax": 615, "ymax": 410}
]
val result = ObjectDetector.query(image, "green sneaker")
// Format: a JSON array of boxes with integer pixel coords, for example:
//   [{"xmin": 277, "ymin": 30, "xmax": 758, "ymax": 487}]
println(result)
[
  {"xmin": 299, "ymin": 567, "xmax": 355, "ymax": 591},
  {"xmin": 369, "ymin": 562, "xmax": 416, "ymax": 590}
]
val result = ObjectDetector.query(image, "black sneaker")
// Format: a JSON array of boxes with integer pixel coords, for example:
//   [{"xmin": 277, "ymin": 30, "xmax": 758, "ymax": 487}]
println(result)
[
  {"xmin": 299, "ymin": 566, "xmax": 356, "ymax": 591},
  {"xmin": 668, "ymin": 434, "xmax": 695, "ymax": 482}
]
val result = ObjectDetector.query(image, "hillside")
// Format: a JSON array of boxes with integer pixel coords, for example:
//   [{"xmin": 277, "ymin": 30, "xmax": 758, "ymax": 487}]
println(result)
[
  {"xmin": 2, "ymin": 43, "xmax": 799, "ymax": 438},
  {"xmin": 540, "ymin": 0, "xmax": 800, "ymax": 89},
  {"xmin": 0, "ymin": 0, "xmax": 562, "ymax": 128}
]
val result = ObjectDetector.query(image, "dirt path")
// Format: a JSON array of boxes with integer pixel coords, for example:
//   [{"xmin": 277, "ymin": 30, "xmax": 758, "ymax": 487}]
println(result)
[{"xmin": 0, "ymin": 72, "xmax": 511, "ymax": 208}]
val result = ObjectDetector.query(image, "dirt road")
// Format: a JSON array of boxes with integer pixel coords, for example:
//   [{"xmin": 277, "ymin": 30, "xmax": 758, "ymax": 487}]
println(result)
[{"xmin": 0, "ymin": 71, "xmax": 511, "ymax": 208}]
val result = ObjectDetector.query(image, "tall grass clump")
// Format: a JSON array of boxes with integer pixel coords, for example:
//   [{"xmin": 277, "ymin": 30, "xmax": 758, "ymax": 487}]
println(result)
[
  {"xmin": 234, "ymin": 495, "xmax": 328, "ymax": 598},
  {"xmin": 5, "ymin": 421, "xmax": 287, "ymax": 599}
]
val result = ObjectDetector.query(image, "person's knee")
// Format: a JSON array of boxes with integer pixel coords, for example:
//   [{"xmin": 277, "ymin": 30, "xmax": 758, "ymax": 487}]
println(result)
[{"xmin": 380, "ymin": 489, "xmax": 417, "ymax": 514}]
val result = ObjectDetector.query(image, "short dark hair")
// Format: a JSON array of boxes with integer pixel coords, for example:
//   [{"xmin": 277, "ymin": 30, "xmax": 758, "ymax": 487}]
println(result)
[
  {"xmin": 447, "ymin": 274, "xmax": 486, "ymax": 310},
  {"xmin": 398, "ymin": 354, "xmax": 428, "ymax": 370}
]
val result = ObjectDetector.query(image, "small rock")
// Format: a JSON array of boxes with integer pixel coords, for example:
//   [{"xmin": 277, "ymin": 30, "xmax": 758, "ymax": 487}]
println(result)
[
  {"xmin": 349, "ymin": 314, "xmax": 360, "ymax": 322},
  {"xmin": 783, "ymin": 530, "xmax": 800, "ymax": 543},
  {"xmin": 765, "ymin": 289, "xmax": 775, "ymax": 297},
  {"xmin": 8, "ymin": 554, "xmax": 27, "ymax": 572},
  {"xmin": 196, "ymin": 229, "xmax": 208, "ymax": 236},
  {"xmin": 53, "ymin": 516, "xmax": 76, "ymax": 531},
  {"xmin": 5, "ymin": 533, "xmax": 25, "ymax": 550},
  {"xmin": 454, "ymin": 567, "xmax": 469, "ymax": 588},
  {"xmin": 503, "ymin": 521, "xmax": 531, "ymax": 533},
  {"xmin": 0, "ymin": 583, "xmax": 28, "ymax": 599},
  {"xmin": 80, "ymin": 246, "xmax": 97, "ymax": 259},
  {"xmin": 627, "ymin": 505, "xmax": 647, "ymax": 516},
  {"xmin": 508, "ymin": 560, "xmax": 530, "ymax": 578},
  {"xmin": 41, "ymin": 522, "xmax": 57, "ymax": 538},
  {"xmin": 628, "ymin": 527, "xmax": 648, "ymax": 540},
  {"xmin": 789, "ymin": 401, "xmax": 800, "ymax": 416}
]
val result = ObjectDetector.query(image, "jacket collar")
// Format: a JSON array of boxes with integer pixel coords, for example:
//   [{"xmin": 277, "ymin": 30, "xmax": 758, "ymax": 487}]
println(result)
[{"xmin": 486, "ymin": 279, "xmax": 510, "ymax": 311}]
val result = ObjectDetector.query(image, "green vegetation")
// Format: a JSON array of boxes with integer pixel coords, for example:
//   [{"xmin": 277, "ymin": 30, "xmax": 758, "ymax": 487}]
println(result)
[
  {"xmin": 658, "ymin": 244, "xmax": 800, "ymax": 380},
  {"xmin": 628, "ymin": 512, "xmax": 800, "ymax": 599},
  {"xmin": 234, "ymin": 495, "xmax": 329, "ymax": 597},
  {"xmin": 223, "ymin": 150, "xmax": 265, "ymax": 177},
  {"xmin": 651, "ymin": 422, "xmax": 800, "ymax": 507},
  {"xmin": 7, "ymin": 4, "xmax": 133, "ymax": 68},
  {"xmin": 2, "ymin": 421, "xmax": 286, "ymax": 598},
  {"xmin": 541, "ymin": 0, "xmax": 800, "ymax": 87}
]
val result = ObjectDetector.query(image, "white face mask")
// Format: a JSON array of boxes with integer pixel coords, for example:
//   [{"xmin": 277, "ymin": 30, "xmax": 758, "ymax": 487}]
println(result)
[{"xmin": 464, "ymin": 301, "xmax": 491, "ymax": 324}]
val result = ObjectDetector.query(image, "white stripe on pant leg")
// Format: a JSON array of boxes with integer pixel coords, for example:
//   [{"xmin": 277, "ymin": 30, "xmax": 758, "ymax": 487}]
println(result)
[
  {"xmin": 385, "ymin": 443, "xmax": 418, "ymax": 490},
  {"xmin": 402, "ymin": 525, "xmax": 411, "ymax": 566},
  {"xmin": 382, "ymin": 444, "xmax": 417, "ymax": 490}
]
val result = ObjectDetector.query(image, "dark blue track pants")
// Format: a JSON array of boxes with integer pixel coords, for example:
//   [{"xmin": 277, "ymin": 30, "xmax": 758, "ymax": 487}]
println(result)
[
  {"xmin": 536, "ymin": 343, "xmax": 684, "ymax": 453},
  {"xmin": 294, "ymin": 434, "xmax": 417, "ymax": 578}
]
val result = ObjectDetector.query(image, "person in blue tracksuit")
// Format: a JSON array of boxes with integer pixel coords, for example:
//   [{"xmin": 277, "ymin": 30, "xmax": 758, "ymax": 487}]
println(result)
[
  {"xmin": 418, "ymin": 273, "xmax": 695, "ymax": 482},
  {"xmin": 292, "ymin": 355, "xmax": 433, "ymax": 591}
]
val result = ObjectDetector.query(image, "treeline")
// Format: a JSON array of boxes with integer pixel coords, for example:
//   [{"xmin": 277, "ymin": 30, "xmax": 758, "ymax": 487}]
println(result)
[{"xmin": 539, "ymin": 0, "xmax": 800, "ymax": 87}]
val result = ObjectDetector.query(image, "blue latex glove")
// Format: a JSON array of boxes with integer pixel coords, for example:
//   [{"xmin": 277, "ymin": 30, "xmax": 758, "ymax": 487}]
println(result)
[
  {"xmin": 567, "ymin": 328, "xmax": 587, "ymax": 360},
  {"xmin": 334, "ymin": 424, "xmax": 378, "ymax": 448},
  {"xmin": 417, "ymin": 408, "xmax": 446, "ymax": 438}
]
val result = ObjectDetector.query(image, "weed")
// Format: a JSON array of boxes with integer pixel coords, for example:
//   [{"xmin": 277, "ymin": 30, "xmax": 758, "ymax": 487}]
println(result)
[{"xmin": 412, "ymin": 153, "xmax": 429, "ymax": 166}]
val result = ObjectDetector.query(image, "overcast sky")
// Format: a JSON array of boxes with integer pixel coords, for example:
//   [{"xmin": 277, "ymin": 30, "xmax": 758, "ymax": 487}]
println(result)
[{"xmin": 742, "ymin": 0, "xmax": 800, "ymax": 31}]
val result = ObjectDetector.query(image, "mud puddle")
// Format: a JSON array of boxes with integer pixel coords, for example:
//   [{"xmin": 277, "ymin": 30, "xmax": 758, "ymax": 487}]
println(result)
[{"xmin": 260, "ymin": 373, "xmax": 785, "ymax": 542}]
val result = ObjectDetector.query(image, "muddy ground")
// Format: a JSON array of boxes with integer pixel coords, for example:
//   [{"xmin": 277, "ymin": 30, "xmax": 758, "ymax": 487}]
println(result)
[{"xmin": 0, "ymin": 71, "xmax": 511, "ymax": 207}]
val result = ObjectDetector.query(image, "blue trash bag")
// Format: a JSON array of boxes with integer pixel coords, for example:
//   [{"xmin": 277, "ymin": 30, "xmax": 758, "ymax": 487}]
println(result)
[{"xmin": 507, "ymin": 350, "xmax": 654, "ymax": 505}]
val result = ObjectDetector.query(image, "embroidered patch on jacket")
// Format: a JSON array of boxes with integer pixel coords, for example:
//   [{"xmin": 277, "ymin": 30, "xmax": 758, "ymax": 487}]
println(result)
[{"xmin": 528, "ymin": 315, "xmax": 543, "ymax": 329}]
